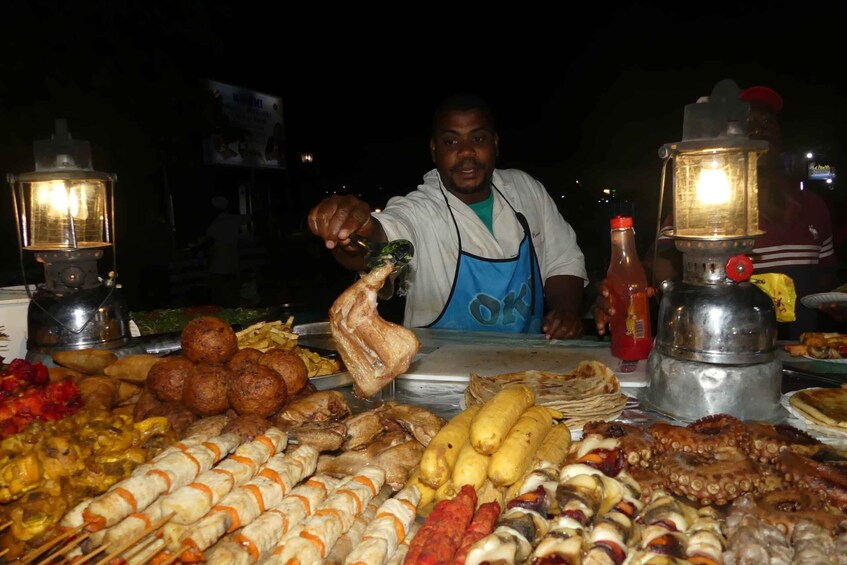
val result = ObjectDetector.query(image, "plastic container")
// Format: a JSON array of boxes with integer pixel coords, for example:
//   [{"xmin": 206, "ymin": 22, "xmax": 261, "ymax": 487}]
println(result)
[
  {"xmin": 0, "ymin": 286, "xmax": 33, "ymax": 362},
  {"xmin": 607, "ymin": 216, "xmax": 653, "ymax": 361}
]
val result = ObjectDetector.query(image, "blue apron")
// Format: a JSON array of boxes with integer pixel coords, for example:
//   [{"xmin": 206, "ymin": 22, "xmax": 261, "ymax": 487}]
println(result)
[{"xmin": 426, "ymin": 184, "xmax": 544, "ymax": 333}]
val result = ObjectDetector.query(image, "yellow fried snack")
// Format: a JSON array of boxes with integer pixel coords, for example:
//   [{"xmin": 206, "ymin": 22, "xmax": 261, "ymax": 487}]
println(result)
[
  {"xmin": 52, "ymin": 348, "xmax": 119, "ymax": 375},
  {"xmin": 470, "ymin": 384, "xmax": 535, "ymax": 455},
  {"xmin": 236, "ymin": 318, "xmax": 342, "ymax": 377},
  {"xmin": 487, "ymin": 405, "xmax": 556, "ymax": 487},
  {"xmin": 236, "ymin": 317, "xmax": 298, "ymax": 351},
  {"xmin": 103, "ymin": 354, "xmax": 162, "ymax": 383},
  {"xmin": 419, "ymin": 404, "xmax": 481, "ymax": 488},
  {"xmin": 451, "ymin": 441, "xmax": 491, "ymax": 492}
]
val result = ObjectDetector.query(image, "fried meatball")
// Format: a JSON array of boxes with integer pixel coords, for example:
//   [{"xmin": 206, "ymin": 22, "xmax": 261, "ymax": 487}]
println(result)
[
  {"xmin": 182, "ymin": 363, "xmax": 232, "ymax": 416},
  {"xmin": 259, "ymin": 348, "xmax": 308, "ymax": 397},
  {"xmin": 181, "ymin": 316, "xmax": 238, "ymax": 364},
  {"xmin": 221, "ymin": 413, "xmax": 271, "ymax": 441},
  {"xmin": 147, "ymin": 356, "xmax": 195, "ymax": 402},
  {"xmin": 144, "ymin": 401, "xmax": 198, "ymax": 437},
  {"xmin": 228, "ymin": 364, "xmax": 287, "ymax": 417},
  {"xmin": 228, "ymin": 347, "xmax": 263, "ymax": 374}
]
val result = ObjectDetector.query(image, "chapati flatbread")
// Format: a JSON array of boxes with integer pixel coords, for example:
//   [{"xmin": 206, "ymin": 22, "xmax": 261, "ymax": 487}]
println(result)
[
  {"xmin": 464, "ymin": 360, "xmax": 627, "ymax": 430},
  {"xmin": 790, "ymin": 387, "xmax": 847, "ymax": 430}
]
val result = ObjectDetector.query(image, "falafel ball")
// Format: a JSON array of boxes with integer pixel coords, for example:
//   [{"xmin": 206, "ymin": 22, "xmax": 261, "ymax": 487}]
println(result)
[
  {"xmin": 258, "ymin": 348, "xmax": 308, "ymax": 396},
  {"xmin": 221, "ymin": 413, "xmax": 272, "ymax": 441},
  {"xmin": 227, "ymin": 347, "xmax": 263, "ymax": 374},
  {"xmin": 147, "ymin": 356, "xmax": 195, "ymax": 402},
  {"xmin": 228, "ymin": 364, "xmax": 288, "ymax": 417},
  {"xmin": 182, "ymin": 363, "xmax": 232, "ymax": 416},
  {"xmin": 181, "ymin": 316, "xmax": 238, "ymax": 364}
]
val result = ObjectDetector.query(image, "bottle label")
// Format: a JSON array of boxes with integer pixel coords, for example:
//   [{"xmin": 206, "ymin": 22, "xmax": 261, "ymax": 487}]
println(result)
[{"xmin": 624, "ymin": 290, "xmax": 650, "ymax": 340}]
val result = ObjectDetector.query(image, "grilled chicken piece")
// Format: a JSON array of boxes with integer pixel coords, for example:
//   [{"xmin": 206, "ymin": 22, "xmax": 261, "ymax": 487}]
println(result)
[
  {"xmin": 342, "ymin": 406, "xmax": 391, "ymax": 450},
  {"xmin": 329, "ymin": 262, "xmax": 421, "ymax": 398},
  {"xmin": 318, "ymin": 437, "xmax": 425, "ymax": 491},
  {"xmin": 380, "ymin": 403, "xmax": 446, "ymax": 447},
  {"xmin": 272, "ymin": 390, "xmax": 351, "ymax": 429},
  {"xmin": 285, "ymin": 421, "xmax": 348, "ymax": 452}
]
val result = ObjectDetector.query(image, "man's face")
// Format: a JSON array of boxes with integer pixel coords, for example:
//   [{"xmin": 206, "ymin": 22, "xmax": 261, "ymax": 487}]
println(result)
[
  {"xmin": 430, "ymin": 108, "xmax": 498, "ymax": 199},
  {"xmin": 747, "ymin": 101, "xmax": 782, "ymax": 148}
]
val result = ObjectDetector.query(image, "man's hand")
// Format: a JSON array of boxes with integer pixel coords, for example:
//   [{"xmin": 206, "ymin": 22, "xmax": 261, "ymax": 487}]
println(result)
[
  {"xmin": 594, "ymin": 280, "xmax": 614, "ymax": 336},
  {"xmin": 307, "ymin": 195, "xmax": 379, "ymax": 250},
  {"xmin": 542, "ymin": 309, "xmax": 583, "ymax": 340},
  {"xmin": 594, "ymin": 279, "xmax": 657, "ymax": 336}
]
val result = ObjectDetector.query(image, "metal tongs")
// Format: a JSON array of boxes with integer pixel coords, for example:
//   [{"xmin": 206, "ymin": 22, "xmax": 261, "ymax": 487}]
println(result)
[{"xmin": 349, "ymin": 234, "xmax": 414, "ymax": 299}]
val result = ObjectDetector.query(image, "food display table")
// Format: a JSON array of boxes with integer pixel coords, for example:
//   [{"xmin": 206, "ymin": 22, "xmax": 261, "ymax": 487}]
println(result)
[{"xmin": 296, "ymin": 323, "xmax": 847, "ymax": 427}]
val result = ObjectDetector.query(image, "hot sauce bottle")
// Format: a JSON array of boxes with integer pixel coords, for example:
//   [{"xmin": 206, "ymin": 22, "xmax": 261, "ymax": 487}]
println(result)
[{"xmin": 607, "ymin": 216, "xmax": 653, "ymax": 361}]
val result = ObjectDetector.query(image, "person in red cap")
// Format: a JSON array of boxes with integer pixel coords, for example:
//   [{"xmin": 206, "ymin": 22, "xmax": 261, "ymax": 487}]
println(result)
[{"xmin": 596, "ymin": 84, "xmax": 837, "ymax": 340}]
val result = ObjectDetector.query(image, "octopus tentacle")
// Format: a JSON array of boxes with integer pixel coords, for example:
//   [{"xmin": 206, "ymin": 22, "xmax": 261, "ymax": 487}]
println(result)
[
  {"xmin": 744, "ymin": 421, "xmax": 823, "ymax": 464},
  {"xmin": 625, "ymin": 466, "xmax": 669, "ymax": 505},
  {"xmin": 582, "ymin": 421, "xmax": 656, "ymax": 469},
  {"xmin": 652, "ymin": 446, "xmax": 762, "ymax": 506},
  {"xmin": 776, "ymin": 448, "xmax": 847, "ymax": 512},
  {"xmin": 649, "ymin": 414, "xmax": 748, "ymax": 455},
  {"xmin": 728, "ymin": 488, "xmax": 847, "ymax": 538}
]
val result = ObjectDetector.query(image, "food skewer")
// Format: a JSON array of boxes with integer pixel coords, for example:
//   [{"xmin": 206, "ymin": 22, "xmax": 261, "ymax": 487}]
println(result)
[
  {"xmin": 82, "ymin": 434, "xmax": 241, "ymax": 531},
  {"xmin": 156, "ymin": 546, "xmax": 189, "ymax": 565},
  {"xmin": 0, "ymin": 548, "xmax": 9, "ymax": 559},
  {"xmin": 19, "ymin": 523, "xmax": 87, "ymax": 564},
  {"xmin": 72, "ymin": 542, "xmax": 112, "ymax": 564},
  {"xmin": 34, "ymin": 532, "xmax": 92, "ymax": 565},
  {"xmin": 1, "ymin": 519, "xmax": 12, "ymax": 531},
  {"xmin": 87, "ymin": 512, "xmax": 175, "ymax": 565},
  {"xmin": 118, "ymin": 533, "xmax": 161, "ymax": 562},
  {"xmin": 169, "ymin": 444, "xmax": 319, "ymax": 561}
]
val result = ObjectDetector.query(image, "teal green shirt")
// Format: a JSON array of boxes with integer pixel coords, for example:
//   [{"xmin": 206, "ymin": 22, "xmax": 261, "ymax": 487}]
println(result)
[{"xmin": 467, "ymin": 190, "xmax": 494, "ymax": 233}]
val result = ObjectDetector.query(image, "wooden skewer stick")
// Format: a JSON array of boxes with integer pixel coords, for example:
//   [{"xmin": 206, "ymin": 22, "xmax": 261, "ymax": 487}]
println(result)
[
  {"xmin": 0, "ymin": 520, "xmax": 12, "ymax": 531},
  {"xmin": 36, "ymin": 531, "xmax": 92, "ymax": 565},
  {"xmin": 156, "ymin": 547, "xmax": 188, "ymax": 565},
  {"xmin": 20, "ymin": 523, "xmax": 87, "ymax": 564},
  {"xmin": 91, "ymin": 512, "xmax": 176, "ymax": 565},
  {"xmin": 0, "ymin": 548, "xmax": 9, "ymax": 559},
  {"xmin": 72, "ymin": 542, "xmax": 111, "ymax": 565},
  {"xmin": 119, "ymin": 533, "xmax": 160, "ymax": 561}
]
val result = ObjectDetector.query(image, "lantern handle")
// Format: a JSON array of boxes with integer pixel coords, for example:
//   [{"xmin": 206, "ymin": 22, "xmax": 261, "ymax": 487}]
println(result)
[{"xmin": 650, "ymin": 153, "xmax": 673, "ymax": 288}]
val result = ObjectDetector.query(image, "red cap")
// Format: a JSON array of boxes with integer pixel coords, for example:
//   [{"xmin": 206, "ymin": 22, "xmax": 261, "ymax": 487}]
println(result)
[
  {"xmin": 740, "ymin": 85, "xmax": 784, "ymax": 113},
  {"xmin": 610, "ymin": 216, "xmax": 633, "ymax": 229}
]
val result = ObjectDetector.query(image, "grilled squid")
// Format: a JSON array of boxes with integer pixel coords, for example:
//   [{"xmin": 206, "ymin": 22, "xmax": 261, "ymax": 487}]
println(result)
[
  {"xmin": 171, "ymin": 444, "xmax": 319, "ymax": 561},
  {"xmin": 266, "ymin": 466, "xmax": 387, "ymax": 564},
  {"xmin": 82, "ymin": 432, "xmax": 242, "ymax": 531},
  {"xmin": 205, "ymin": 474, "xmax": 341, "ymax": 564},
  {"xmin": 342, "ymin": 484, "xmax": 421, "ymax": 565}
]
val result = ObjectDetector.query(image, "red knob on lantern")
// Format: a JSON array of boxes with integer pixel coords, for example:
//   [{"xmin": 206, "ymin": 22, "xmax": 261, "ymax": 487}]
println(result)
[{"xmin": 725, "ymin": 254, "xmax": 754, "ymax": 282}]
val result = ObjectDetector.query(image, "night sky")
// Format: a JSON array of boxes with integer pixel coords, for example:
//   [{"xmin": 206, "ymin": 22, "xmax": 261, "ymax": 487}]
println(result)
[{"xmin": 2, "ymin": 1, "xmax": 846, "ymax": 303}]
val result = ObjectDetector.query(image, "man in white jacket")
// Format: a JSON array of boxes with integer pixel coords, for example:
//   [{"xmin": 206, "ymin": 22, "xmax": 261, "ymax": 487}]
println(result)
[{"xmin": 308, "ymin": 93, "xmax": 587, "ymax": 339}]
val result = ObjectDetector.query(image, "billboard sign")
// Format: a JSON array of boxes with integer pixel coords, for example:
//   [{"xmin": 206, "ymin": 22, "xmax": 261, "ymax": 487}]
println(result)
[
  {"xmin": 808, "ymin": 163, "xmax": 835, "ymax": 181},
  {"xmin": 203, "ymin": 80, "xmax": 285, "ymax": 169}
]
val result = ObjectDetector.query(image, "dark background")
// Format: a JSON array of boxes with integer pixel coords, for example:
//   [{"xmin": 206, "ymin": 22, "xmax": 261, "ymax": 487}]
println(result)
[{"xmin": 2, "ymin": 1, "xmax": 845, "ymax": 316}]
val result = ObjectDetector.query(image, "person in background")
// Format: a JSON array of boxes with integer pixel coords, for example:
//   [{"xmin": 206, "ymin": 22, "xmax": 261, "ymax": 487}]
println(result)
[
  {"xmin": 308, "ymin": 93, "xmax": 588, "ymax": 339},
  {"xmin": 596, "ymin": 84, "xmax": 837, "ymax": 340},
  {"xmin": 202, "ymin": 195, "xmax": 251, "ymax": 307}
]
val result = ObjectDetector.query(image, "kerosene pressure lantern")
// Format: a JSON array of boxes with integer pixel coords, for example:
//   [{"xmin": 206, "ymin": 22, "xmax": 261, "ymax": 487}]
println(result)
[
  {"xmin": 644, "ymin": 79, "xmax": 782, "ymax": 422},
  {"xmin": 8, "ymin": 119, "xmax": 131, "ymax": 360}
]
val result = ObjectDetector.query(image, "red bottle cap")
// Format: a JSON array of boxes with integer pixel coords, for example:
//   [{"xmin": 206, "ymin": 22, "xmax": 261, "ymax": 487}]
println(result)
[
  {"xmin": 726, "ymin": 254, "xmax": 754, "ymax": 282},
  {"xmin": 610, "ymin": 216, "xmax": 633, "ymax": 229}
]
